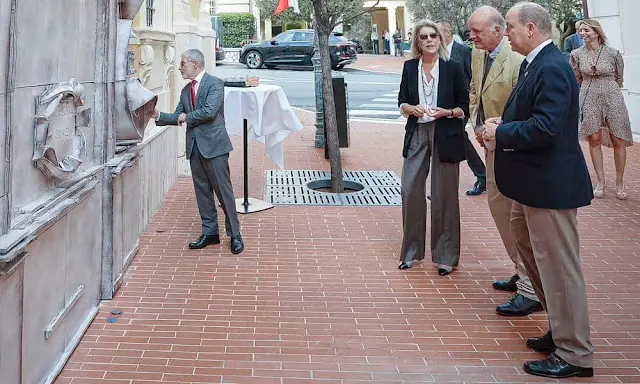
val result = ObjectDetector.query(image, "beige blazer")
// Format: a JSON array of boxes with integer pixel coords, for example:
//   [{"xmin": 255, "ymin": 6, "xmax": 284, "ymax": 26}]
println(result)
[{"xmin": 470, "ymin": 39, "xmax": 524, "ymax": 131}]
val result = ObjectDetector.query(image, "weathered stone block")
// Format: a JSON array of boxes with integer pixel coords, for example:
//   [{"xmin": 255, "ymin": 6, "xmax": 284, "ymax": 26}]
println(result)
[
  {"xmin": 22, "ymin": 218, "xmax": 67, "ymax": 384},
  {"xmin": 0, "ymin": 264, "xmax": 23, "ymax": 384}
]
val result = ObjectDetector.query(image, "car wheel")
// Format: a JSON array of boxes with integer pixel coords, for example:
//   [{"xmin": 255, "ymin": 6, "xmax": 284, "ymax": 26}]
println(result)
[{"xmin": 245, "ymin": 51, "xmax": 263, "ymax": 69}]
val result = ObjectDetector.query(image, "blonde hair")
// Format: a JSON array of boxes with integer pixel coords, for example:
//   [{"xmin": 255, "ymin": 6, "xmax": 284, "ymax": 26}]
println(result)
[
  {"xmin": 576, "ymin": 19, "xmax": 608, "ymax": 45},
  {"xmin": 410, "ymin": 19, "xmax": 449, "ymax": 60}
]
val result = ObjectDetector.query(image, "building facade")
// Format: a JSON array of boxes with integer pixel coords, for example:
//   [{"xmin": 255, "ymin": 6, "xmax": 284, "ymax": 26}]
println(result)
[{"xmin": 587, "ymin": 0, "xmax": 640, "ymax": 138}]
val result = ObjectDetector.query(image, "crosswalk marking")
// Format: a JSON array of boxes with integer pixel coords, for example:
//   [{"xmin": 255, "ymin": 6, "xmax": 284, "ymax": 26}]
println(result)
[
  {"xmin": 359, "ymin": 103, "xmax": 398, "ymax": 109},
  {"xmin": 349, "ymin": 110, "xmax": 401, "ymax": 116}
]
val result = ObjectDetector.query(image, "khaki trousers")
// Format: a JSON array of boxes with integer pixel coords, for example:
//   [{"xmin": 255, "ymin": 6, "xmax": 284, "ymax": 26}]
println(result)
[
  {"xmin": 400, "ymin": 122, "xmax": 461, "ymax": 267},
  {"xmin": 486, "ymin": 150, "xmax": 538, "ymax": 301},
  {"xmin": 510, "ymin": 201, "xmax": 593, "ymax": 368}
]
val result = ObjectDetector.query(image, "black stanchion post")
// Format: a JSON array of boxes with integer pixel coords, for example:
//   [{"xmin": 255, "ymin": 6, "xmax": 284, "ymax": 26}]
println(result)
[
  {"xmin": 234, "ymin": 118, "xmax": 274, "ymax": 214},
  {"xmin": 243, "ymin": 118, "xmax": 249, "ymax": 209}
]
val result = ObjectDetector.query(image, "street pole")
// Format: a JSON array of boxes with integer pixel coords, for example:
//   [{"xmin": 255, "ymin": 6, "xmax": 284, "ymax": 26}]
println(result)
[{"xmin": 312, "ymin": 24, "xmax": 325, "ymax": 148}]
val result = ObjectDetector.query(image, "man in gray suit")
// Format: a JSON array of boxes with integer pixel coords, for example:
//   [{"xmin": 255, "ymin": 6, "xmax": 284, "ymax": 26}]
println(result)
[{"xmin": 152, "ymin": 49, "xmax": 244, "ymax": 254}]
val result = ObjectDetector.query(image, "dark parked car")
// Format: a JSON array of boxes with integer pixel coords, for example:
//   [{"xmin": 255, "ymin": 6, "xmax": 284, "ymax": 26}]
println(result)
[
  {"xmin": 215, "ymin": 39, "xmax": 225, "ymax": 63},
  {"xmin": 239, "ymin": 29, "xmax": 357, "ymax": 70}
]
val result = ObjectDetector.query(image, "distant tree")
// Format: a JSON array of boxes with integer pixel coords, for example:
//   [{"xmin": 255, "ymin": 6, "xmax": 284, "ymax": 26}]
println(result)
[
  {"xmin": 406, "ymin": 0, "xmax": 583, "ymax": 47},
  {"xmin": 255, "ymin": 0, "xmax": 313, "ymax": 24}
]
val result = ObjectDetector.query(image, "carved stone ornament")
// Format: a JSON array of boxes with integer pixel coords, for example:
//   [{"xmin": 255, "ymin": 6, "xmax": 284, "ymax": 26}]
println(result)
[
  {"xmin": 139, "ymin": 43, "xmax": 154, "ymax": 86},
  {"xmin": 32, "ymin": 78, "xmax": 90, "ymax": 180}
]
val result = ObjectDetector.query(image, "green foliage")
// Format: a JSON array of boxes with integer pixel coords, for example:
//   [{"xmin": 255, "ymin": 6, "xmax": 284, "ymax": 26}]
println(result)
[
  {"xmin": 284, "ymin": 21, "xmax": 306, "ymax": 30},
  {"xmin": 405, "ymin": 0, "xmax": 583, "ymax": 38},
  {"xmin": 255, "ymin": 0, "xmax": 314, "ymax": 24},
  {"xmin": 344, "ymin": 13, "xmax": 373, "ymax": 51},
  {"xmin": 219, "ymin": 13, "xmax": 256, "ymax": 47}
]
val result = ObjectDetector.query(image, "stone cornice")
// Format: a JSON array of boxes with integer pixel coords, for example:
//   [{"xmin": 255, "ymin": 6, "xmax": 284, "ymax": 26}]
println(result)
[{"xmin": 132, "ymin": 27, "xmax": 176, "ymax": 43}]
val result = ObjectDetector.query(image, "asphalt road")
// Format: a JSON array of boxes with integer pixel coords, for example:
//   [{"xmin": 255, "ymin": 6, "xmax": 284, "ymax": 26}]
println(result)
[{"xmin": 214, "ymin": 63, "xmax": 403, "ymax": 121}]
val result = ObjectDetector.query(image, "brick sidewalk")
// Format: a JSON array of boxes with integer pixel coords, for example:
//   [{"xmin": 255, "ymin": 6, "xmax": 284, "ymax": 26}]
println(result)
[
  {"xmin": 350, "ymin": 54, "xmax": 405, "ymax": 74},
  {"xmin": 56, "ymin": 110, "xmax": 640, "ymax": 383}
]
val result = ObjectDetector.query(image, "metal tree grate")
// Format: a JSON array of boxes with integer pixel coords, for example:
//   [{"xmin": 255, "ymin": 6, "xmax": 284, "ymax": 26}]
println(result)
[{"xmin": 264, "ymin": 170, "xmax": 401, "ymax": 206}]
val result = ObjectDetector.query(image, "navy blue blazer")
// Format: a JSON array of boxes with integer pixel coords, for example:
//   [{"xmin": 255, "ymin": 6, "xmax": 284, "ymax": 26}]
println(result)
[
  {"xmin": 495, "ymin": 43, "xmax": 593, "ymax": 209},
  {"xmin": 398, "ymin": 58, "xmax": 470, "ymax": 162}
]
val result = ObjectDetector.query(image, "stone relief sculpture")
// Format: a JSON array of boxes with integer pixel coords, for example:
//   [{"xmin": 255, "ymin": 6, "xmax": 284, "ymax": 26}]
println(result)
[
  {"xmin": 139, "ymin": 42, "xmax": 154, "ymax": 86},
  {"xmin": 164, "ymin": 45, "xmax": 175, "ymax": 92},
  {"xmin": 32, "ymin": 79, "xmax": 90, "ymax": 180}
]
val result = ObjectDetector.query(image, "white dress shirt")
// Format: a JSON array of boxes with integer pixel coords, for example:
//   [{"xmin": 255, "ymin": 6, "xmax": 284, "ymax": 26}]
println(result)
[
  {"xmin": 526, "ymin": 39, "xmax": 553, "ymax": 67},
  {"xmin": 447, "ymin": 40, "xmax": 454, "ymax": 58},
  {"xmin": 191, "ymin": 70, "xmax": 205, "ymax": 99},
  {"xmin": 400, "ymin": 58, "xmax": 439, "ymax": 123}
]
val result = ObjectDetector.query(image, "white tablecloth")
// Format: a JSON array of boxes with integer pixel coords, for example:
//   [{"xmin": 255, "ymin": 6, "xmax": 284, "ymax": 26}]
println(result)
[{"xmin": 224, "ymin": 84, "xmax": 303, "ymax": 169}]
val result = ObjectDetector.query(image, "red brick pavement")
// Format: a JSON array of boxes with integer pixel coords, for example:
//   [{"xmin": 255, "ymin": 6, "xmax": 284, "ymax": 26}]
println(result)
[
  {"xmin": 350, "ymin": 54, "xmax": 404, "ymax": 74},
  {"xmin": 56, "ymin": 110, "xmax": 640, "ymax": 383}
]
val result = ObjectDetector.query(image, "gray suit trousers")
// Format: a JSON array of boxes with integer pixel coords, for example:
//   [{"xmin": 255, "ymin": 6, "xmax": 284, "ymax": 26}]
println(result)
[
  {"xmin": 190, "ymin": 142, "xmax": 240, "ymax": 237},
  {"xmin": 400, "ymin": 122, "xmax": 461, "ymax": 267}
]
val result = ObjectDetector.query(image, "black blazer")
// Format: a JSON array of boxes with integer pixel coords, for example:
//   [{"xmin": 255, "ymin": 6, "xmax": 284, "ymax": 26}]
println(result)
[
  {"xmin": 449, "ymin": 42, "xmax": 472, "ymax": 89},
  {"xmin": 398, "ymin": 58, "xmax": 470, "ymax": 162},
  {"xmin": 496, "ymin": 43, "xmax": 593, "ymax": 209}
]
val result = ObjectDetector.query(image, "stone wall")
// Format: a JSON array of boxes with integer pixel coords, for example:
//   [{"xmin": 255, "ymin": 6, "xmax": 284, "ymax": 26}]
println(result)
[{"xmin": 0, "ymin": 0, "xmax": 211, "ymax": 382}]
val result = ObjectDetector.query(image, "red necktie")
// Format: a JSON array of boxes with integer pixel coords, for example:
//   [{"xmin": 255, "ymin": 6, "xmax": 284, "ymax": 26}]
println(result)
[{"xmin": 190, "ymin": 79, "xmax": 197, "ymax": 109}]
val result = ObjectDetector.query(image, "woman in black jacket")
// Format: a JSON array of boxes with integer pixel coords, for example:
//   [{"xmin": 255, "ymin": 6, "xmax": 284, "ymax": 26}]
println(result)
[{"xmin": 397, "ymin": 19, "xmax": 470, "ymax": 275}]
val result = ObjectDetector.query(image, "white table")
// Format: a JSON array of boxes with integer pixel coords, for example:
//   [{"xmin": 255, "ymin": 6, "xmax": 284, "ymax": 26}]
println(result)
[{"xmin": 223, "ymin": 84, "xmax": 303, "ymax": 213}]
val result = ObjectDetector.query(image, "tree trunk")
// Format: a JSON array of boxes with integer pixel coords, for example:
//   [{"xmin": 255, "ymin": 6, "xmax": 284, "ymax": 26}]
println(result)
[{"xmin": 313, "ymin": 2, "xmax": 344, "ymax": 193}]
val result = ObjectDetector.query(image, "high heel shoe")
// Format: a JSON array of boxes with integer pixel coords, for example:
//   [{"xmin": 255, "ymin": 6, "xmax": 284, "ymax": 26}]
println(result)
[
  {"xmin": 616, "ymin": 185, "xmax": 628, "ymax": 200},
  {"xmin": 593, "ymin": 184, "xmax": 606, "ymax": 198}
]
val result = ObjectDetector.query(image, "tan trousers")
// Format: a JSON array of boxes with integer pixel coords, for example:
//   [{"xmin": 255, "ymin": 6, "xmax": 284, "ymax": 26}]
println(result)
[
  {"xmin": 510, "ymin": 202, "xmax": 593, "ymax": 368},
  {"xmin": 400, "ymin": 122, "xmax": 461, "ymax": 267},
  {"xmin": 486, "ymin": 150, "xmax": 538, "ymax": 301}
]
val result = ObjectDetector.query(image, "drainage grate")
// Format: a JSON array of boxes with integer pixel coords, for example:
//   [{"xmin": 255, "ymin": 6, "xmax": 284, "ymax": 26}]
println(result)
[{"xmin": 264, "ymin": 170, "xmax": 402, "ymax": 206}]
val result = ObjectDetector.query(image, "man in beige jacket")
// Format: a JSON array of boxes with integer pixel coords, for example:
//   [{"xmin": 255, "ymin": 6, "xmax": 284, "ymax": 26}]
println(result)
[{"xmin": 468, "ymin": 6, "xmax": 542, "ymax": 316}]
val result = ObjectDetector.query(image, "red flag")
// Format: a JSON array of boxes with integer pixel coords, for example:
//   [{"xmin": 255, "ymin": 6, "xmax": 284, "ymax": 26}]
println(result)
[{"xmin": 273, "ymin": 0, "xmax": 289, "ymax": 16}]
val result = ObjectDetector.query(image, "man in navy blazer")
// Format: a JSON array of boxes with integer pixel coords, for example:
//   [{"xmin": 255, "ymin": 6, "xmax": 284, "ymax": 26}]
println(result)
[{"xmin": 482, "ymin": 2, "xmax": 594, "ymax": 379}]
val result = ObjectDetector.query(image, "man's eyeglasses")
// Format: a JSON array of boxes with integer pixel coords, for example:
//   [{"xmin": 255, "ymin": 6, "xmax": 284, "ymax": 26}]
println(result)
[{"xmin": 419, "ymin": 33, "xmax": 439, "ymax": 40}]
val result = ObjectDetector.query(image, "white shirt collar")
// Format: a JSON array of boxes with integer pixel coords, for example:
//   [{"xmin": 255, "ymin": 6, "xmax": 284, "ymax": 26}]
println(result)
[
  {"xmin": 193, "ymin": 70, "xmax": 205, "ymax": 83},
  {"xmin": 526, "ymin": 39, "xmax": 552, "ymax": 64},
  {"xmin": 447, "ymin": 40, "xmax": 454, "ymax": 56}
]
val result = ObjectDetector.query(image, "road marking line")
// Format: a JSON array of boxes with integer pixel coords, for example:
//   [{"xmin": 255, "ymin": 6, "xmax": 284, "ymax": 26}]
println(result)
[
  {"xmin": 358, "ymin": 103, "xmax": 399, "ymax": 109},
  {"xmin": 349, "ymin": 110, "xmax": 401, "ymax": 116},
  {"xmin": 371, "ymin": 98, "xmax": 397, "ymax": 102}
]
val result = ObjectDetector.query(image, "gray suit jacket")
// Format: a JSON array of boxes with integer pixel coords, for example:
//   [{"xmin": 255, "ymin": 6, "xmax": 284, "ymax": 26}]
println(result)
[{"xmin": 156, "ymin": 72, "xmax": 233, "ymax": 159}]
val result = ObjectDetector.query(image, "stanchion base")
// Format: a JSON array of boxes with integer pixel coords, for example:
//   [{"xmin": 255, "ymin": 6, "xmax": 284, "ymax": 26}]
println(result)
[{"xmin": 235, "ymin": 197, "xmax": 274, "ymax": 214}]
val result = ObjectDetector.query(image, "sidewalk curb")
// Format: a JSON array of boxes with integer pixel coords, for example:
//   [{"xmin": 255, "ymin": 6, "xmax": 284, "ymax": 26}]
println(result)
[{"xmin": 292, "ymin": 107, "xmax": 405, "ymax": 125}]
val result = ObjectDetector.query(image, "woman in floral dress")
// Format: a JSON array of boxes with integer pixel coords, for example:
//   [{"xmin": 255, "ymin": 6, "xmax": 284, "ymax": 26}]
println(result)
[{"xmin": 570, "ymin": 19, "xmax": 632, "ymax": 200}]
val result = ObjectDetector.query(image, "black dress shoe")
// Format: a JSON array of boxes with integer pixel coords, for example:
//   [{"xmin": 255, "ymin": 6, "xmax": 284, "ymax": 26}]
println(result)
[
  {"xmin": 493, "ymin": 274, "xmax": 519, "ymax": 292},
  {"xmin": 230, "ymin": 235, "xmax": 244, "ymax": 254},
  {"xmin": 524, "ymin": 352, "xmax": 593, "ymax": 378},
  {"xmin": 188, "ymin": 234, "xmax": 220, "ymax": 249},
  {"xmin": 438, "ymin": 268, "xmax": 452, "ymax": 276},
  {"xmin": 466, "ymin": 180, "xmax": 487, "ymax": 196},
  {"xmin": 496, "ymin": 293, "xmax": 543, "ymax": 316},
  {"xmin": 398, "ymin": 261, "xmax": 413, "ymax": 270},
  {"xmin": 527, "ymin": 331, "xmax": 556, "ymax": 352}
]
